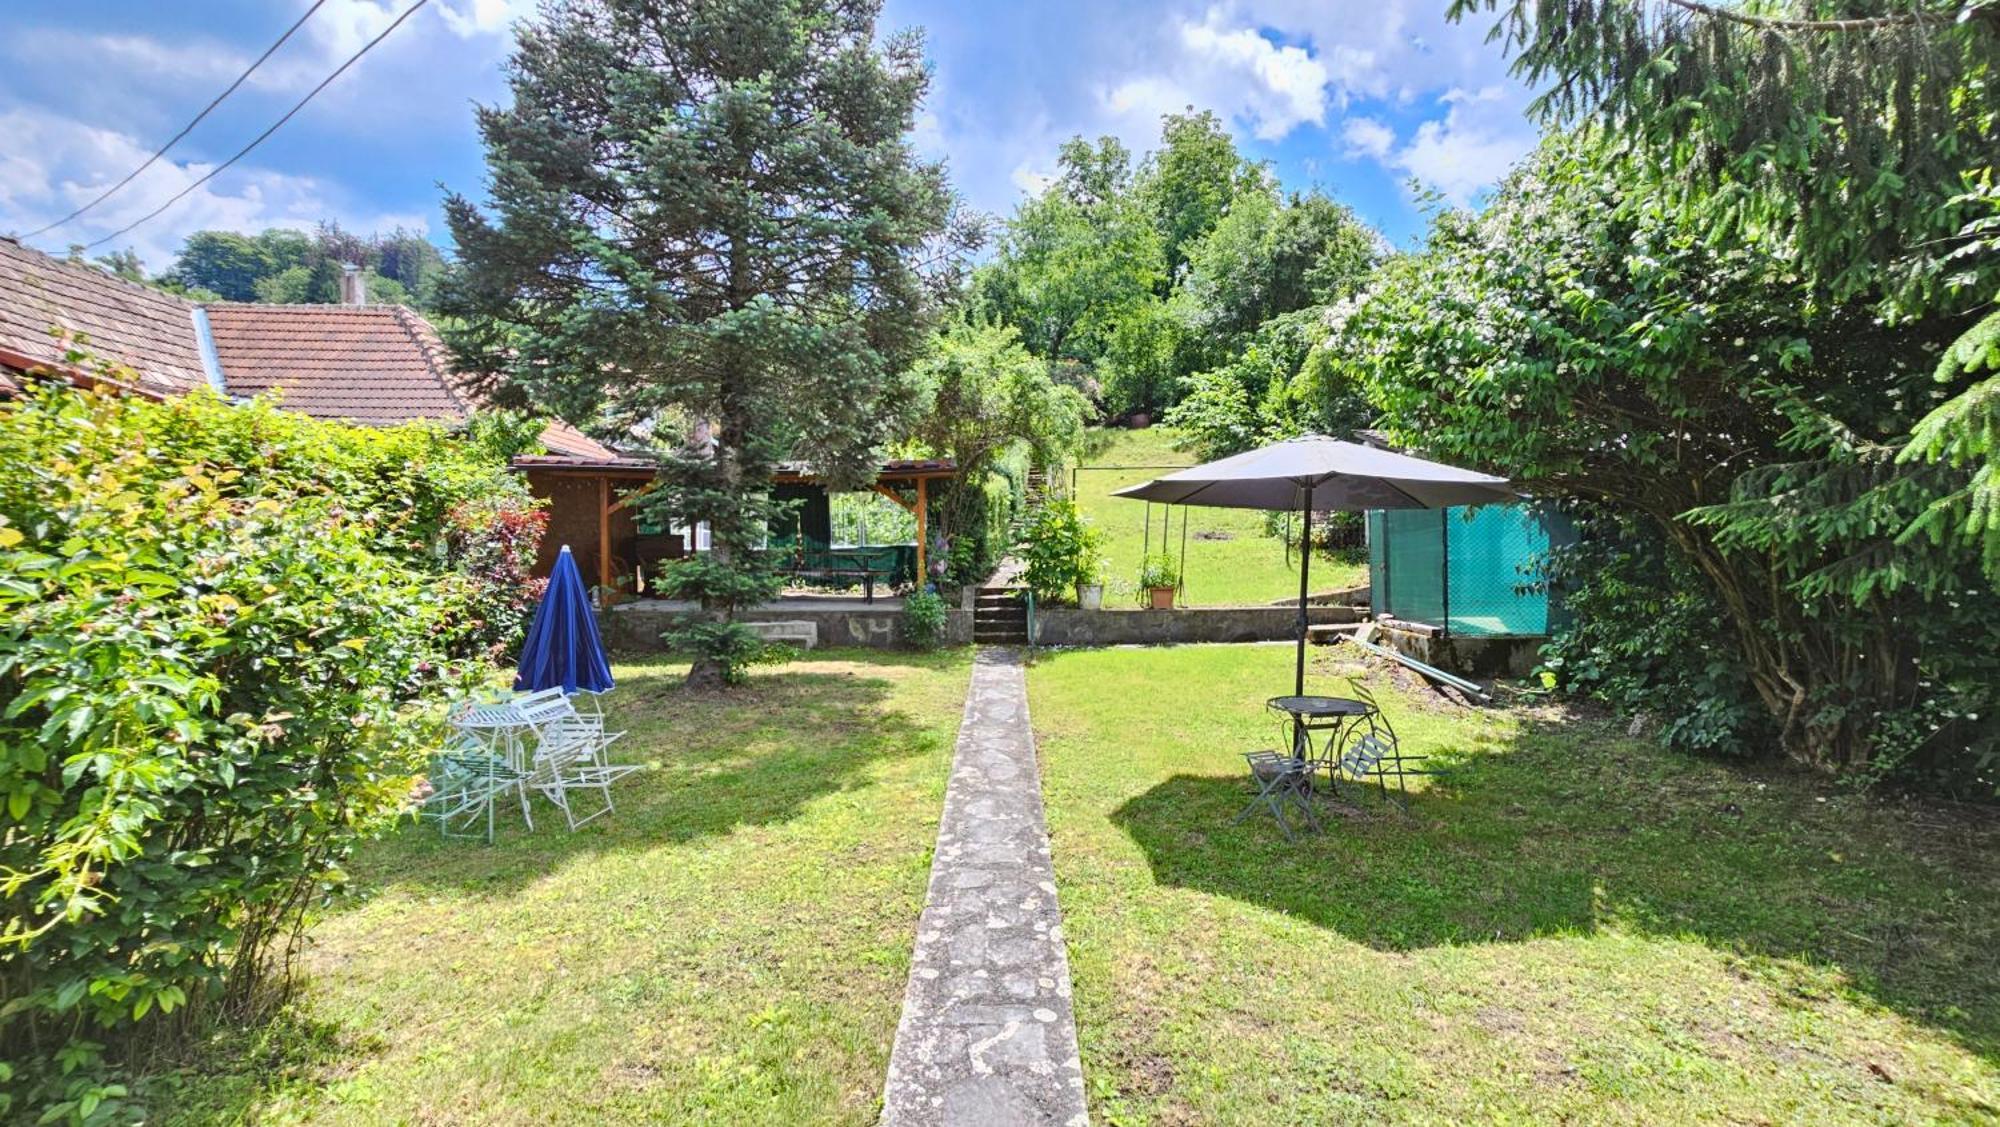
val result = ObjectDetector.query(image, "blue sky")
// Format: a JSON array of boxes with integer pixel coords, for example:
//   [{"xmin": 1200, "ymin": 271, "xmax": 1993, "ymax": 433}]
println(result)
[{"xmin": 0, "ymin": 0, "xmax": 1542, "ymax": 273}]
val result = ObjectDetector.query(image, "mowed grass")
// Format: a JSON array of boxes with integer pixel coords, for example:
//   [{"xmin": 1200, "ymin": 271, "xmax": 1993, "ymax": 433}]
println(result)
[
  {"xmin": 162, "ymin": 649, "xmax": 971, "ymax": 1126},
  {"xmin": 1073, "ymin": 427, "xmax": 1366, "ymax": 607},
  {"xmin": 1028, "ymin": 643, "xmax": 2000, "ymax": 1124}
]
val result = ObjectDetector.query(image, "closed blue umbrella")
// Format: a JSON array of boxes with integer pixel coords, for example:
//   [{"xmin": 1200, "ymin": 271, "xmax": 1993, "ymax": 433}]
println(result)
[{"xmin": 515, "ymin": 545, "xmax": 615, "ymax": 695}]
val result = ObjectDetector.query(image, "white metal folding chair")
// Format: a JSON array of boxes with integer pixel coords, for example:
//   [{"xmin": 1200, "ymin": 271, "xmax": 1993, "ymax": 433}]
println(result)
[
  {"xmin": 420, "ymin": 736, "xmax": 529, "ymax": 843},
  {"xmin": 516, "ymin": 692, "xmax": 637, "ymax": 829}
]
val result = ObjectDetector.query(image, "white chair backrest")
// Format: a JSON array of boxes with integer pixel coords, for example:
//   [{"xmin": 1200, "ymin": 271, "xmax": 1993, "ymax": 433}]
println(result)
[
  {"xmin": 454, "ymin": 699, "xmax": 525, "ymax": 730},
  {"xmin": 516, "ymin": 693, "xmax": 581, "ymax": 729},
  {"xmin": 1341, "ymin": 734, "xmax": 1391, "ymax": 778}
]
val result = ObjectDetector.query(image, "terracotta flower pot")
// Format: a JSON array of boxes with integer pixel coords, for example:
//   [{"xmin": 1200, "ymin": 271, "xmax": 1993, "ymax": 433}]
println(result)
[{"xmin": 1147, "ymin": 585, "xmax": 1175, "ymax": 610}]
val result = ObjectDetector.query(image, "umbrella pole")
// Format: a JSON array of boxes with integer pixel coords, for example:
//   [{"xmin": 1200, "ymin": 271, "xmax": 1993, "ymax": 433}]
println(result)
[{"xmin": 1295, "ymin": 498, "xmax": 1312, "ymax": 696}]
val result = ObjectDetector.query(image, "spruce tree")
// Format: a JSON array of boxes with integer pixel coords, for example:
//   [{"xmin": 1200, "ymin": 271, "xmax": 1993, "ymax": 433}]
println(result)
[{"xmin": 442, "ymin": 0, "xmax": 952, "ymax": 687}]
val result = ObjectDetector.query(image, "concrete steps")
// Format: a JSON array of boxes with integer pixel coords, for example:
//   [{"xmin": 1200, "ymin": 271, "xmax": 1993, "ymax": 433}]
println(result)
[{"xmin": 972, "ymin": 584, "xmax": 1029, "ymax": 645}]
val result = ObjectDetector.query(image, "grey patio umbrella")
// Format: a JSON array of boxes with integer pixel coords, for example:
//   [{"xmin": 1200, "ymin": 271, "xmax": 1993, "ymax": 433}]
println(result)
[{"xmin": 1113, "ymin": 434, "xmax": 1515, "ymax": 695}]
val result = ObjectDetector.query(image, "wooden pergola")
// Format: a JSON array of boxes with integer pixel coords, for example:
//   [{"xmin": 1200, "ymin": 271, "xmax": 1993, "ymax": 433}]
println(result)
[
  {"xmin": 771, "ymin": 457, "xmax": 957, "ymax": 583},
  {"xmin": 511, "ymin": 453, "xmax": 958, "ymax": 597},
  {"xmin": 510, "ymin": 454, "xmax": 661, "ymax": 598}
]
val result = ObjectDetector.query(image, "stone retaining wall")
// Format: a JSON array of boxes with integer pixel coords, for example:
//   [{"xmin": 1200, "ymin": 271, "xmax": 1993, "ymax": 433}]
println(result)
[
  {"xmin": 1029, "ymin": 604, "xmax": 1364, "ymax": 647},
  {"xmin": 599, "ymin": 602, "xmax": 1378, "ymax": 652},
  {"xmin": 602, "ymin": 603, "xmax": 973, "ymax": 651}
]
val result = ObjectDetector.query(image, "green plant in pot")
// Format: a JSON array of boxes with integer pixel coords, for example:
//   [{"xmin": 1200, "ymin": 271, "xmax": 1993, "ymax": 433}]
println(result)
[
  {"xmin": 1021, "ymin": 499, "xmax": 1105, "ymax": 605},
  {"xmin": 1075, "ymin": 555, "xmax": 1107, "ymax": 610},
  {"xmin": 1137, "ymin": 552, "xmax": 1179, "ymax": 609}
]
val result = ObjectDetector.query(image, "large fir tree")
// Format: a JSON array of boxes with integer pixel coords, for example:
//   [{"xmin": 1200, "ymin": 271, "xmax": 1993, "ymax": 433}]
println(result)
[{"xmin": 442, "ymin": 0, "xmax": 952, "ymax": 687}]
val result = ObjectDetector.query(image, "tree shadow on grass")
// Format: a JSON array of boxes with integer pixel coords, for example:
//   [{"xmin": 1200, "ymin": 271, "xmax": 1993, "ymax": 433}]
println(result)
[
  {"xmin": 355, "ymin": 652, "xmax": 961, "ymax": 897},
  {"xmin": 1109, "ymin": 715, "xmax": 2000, "ymax": 1063}
]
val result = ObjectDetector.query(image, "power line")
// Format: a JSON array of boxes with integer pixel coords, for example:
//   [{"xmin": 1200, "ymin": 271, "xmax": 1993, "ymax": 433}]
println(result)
[
  {"xmin": 83, "ymin": 0, "xmax": 430, "ymax": 252},
  {"xmin": 22, "ymin": 0, "xmax": 329, "ymax": 240}
]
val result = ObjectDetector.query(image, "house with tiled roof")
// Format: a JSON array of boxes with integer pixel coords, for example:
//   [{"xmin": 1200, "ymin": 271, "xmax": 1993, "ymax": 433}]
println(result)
[{"xmin": 0, "ymin": 235, "xmax": 652, "ymax": 584}]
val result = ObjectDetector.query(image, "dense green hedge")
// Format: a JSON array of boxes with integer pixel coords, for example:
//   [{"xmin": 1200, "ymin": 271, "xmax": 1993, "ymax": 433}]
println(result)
[{"xmin": 0, "ymin": 385, "xmax": 542, "ymax": 1121}]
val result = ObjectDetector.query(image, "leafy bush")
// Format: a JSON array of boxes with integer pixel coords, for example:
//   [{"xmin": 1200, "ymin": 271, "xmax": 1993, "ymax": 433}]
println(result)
[
  {"xmin": 443, "ymin": 495, "xmax": 549, "ymax": 661},
  {"xmin": 901, "ymin": 589, "xmax": 951, "ymax": 650},
  {"xmin": 1537, "ymin": 514, "xmax": 1771, "ymax": 757},
  {"xmin": 933, "ymin": 465, "xmax": 1026, "ymax": 589},
  {"xmin": 1018, "ymin": 500, "xmax": 1105, "ymax": 604},
  {"xmin": 1338, "ymin": 136, "xmax": 1998, "ymax": 783},
  {"xmin": 0, "ymin": 384, "xmax": 523, "ymax": 1119}
]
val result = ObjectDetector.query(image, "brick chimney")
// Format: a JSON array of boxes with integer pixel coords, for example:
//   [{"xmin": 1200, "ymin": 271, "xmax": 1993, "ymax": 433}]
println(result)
[{"xmin": 339, "ymin": 263, "xmax": 367, "ymax": 306}]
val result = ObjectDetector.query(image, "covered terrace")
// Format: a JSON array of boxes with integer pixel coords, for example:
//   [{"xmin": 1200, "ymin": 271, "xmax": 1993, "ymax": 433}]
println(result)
[{"xmin": 510, "ymin": 451, "xmax": 957, "ymax": 606}]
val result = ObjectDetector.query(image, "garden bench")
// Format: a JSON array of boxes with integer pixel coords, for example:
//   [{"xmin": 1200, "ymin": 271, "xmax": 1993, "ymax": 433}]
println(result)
[
  {"xmin": 748, "ymin": 619, "xmax": 819, "ymax": 650},
  {"xmin": 782, "ymin": 560, "xmax": 891, "ymax": 602}
]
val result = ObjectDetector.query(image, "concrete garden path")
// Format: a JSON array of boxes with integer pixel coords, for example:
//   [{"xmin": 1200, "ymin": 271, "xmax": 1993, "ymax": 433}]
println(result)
[{"xmin": 882, "ymin": 648, "xmax": 1088, "ymax": 1127}]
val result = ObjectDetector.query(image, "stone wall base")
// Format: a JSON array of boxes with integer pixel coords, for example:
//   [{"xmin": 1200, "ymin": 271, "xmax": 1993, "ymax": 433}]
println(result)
[
  {"xmin": 1029, "ymin": 604, "xmax": 1364, "ymax": 647},
  {"xmin": 602, "ymin": 604, "xmax": 973, "ymax": 651}
]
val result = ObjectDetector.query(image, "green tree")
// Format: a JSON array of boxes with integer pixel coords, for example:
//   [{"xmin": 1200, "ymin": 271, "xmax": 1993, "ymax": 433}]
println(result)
[
  {"xmin": 1338, "ymin": 135, "xmax": 1995, "ymax": 781},
  {"xmin": 254, "ymin": 227, "xmax": 315, "ymax": 274},
  {"xmin": 1134, "ymin": 109, "xmax": 1270, "ymax": 280},
  {"xmin": 1164, "ymin": 308, "xmax": 1332, "ymax": 459},
  {"xmin": 908, "ymin": 318, "xmax": 1087, "ymax": 580},
  {"xmin": 164, "ymin": 231, "xmax": 270, "ymax": 300},
  {"xmin": 374, "ymin": 227, "xmax": 446, "ymax": 305},
  {"xmin": 92, "ymin": 248, "xmax": 145, "ymax": 283},
  {"xmin": 1452, "ymin": 0, "xmax": 2000, "ymax": 579},
  {"xmin": 442, "ymin": 0, "xmax": 951, "ymax": 688},
  {"xmin": 910, "ymin": 318, "xmax": 1087, "ymax": 477},
  {"xmin": 1174, "ymin": 190, "xmax": 1380, "ymax": 356},
  {"xmin": 975, "ymin": 139, "xmax": 1166, "ymax": 374},
  {"xmin": 252, "ymin": 264, "xmax": 313, "ymax": 304}
]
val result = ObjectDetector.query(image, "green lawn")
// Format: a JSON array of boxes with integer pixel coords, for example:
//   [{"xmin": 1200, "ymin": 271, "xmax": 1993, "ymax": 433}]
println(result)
[
  {"xmin": 160, "ymin": 650, "xmax": 970, "ymax": 1126},
  {"xmin": 1028, "ymin": 643, "xmax": 2000, "ymax": 1124},
  {"xmin": 1072, "ymin": 427, "xmax": 1367, "ymax": 607}
]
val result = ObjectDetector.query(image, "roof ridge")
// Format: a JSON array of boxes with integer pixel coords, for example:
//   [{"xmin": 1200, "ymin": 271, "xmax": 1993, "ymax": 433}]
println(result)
[
  {"xmin": 386, "ymin": 304, "xmax": 474, "ymax": 419},
  {"xmin": 204, "ymin": 300, "xmax": 405, "ymax": 313},
  {"xmin": 0, "ymin": 237, "xmax": 196, "ymax": 311}
]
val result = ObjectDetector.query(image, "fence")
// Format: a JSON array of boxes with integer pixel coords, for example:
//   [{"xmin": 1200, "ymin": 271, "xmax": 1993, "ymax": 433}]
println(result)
[{"xmin": 1367, "ymin": 503, "xmax": 1574, "ymax": 636}]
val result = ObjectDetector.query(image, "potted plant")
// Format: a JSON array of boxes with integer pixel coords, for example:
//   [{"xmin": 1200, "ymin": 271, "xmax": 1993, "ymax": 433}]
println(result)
[
  {"xmin": 1074, "ymin": 538, "xmax": 1107, "ymax": 610},
  {"xmin": 1075, "ymin": 560, "xmax": 1106, "ymax": 610},
  {"xmin": 1137, "ymin": 553, "xmax": 1179, "ymax": 609}
]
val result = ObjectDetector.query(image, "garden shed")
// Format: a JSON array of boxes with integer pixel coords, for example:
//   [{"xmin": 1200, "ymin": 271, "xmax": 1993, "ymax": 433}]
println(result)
[{"xmin": 1366, "ymin": 502, "xmax": 1576, "ymax": 637}]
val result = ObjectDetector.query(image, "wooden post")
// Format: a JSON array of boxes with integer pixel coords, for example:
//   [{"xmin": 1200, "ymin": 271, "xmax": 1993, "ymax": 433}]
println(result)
[
  {"xmin": 598, "ymin": 475, "xmax": 612, "ymax": 607},
  {"xmin": 914, "ymin": 476, "xmax": 928, "ymax": 588}
]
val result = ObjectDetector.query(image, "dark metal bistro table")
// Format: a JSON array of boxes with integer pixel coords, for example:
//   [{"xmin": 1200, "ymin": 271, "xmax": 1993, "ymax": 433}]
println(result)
[{"xmin": 1266, "ymin": 694, "xmax": 1377, "ymax": 770}]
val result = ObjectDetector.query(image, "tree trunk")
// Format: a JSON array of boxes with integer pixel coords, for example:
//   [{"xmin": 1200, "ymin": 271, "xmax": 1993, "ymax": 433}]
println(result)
[
  {"xmin": 686, "ymin": 215, "xmax": 754, "ymax": 691},
  {"xmin": 684, "ymin": 430, "xmax": 742, "ymax": 691}
]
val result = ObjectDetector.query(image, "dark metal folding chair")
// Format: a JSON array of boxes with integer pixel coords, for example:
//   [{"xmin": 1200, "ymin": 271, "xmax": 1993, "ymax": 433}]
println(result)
[{"xmin": 1235, "ymin": 750, "xmax": 1321, "ymax": 840}]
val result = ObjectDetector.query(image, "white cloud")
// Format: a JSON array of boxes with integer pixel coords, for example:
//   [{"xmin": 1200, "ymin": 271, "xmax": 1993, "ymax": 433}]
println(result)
[
  {"xmin": 1233, "ymin": 0, "xmax": 1514, "ymax": 101},
  {"xmin": 436, "ymin": 0, "xmax": 537, "ymax": 38},
  {"xmin": 1340, "ymin": 116, "xmax": 1395, "ymax": 160},
  {"xmin": 0, "ymin": 107, "xmax": 425, "ymax": 273},
  {"xmin": 1387, "ymin": 85, "xmax": 1536, "ymax": 205},
  {"xmin": 1010, "ymin": 164, "xmax": 1057, "ymax": 196},
  {"xmin": 1177, "ymin": 13, "xmax": 1328, "ymax": 139},
  {"xmin": 1100, "ymin": 9, "xmax": 1329, "ymax": 143},
  {"xmin": 5, "ymin": 1, "xmax": 521, "ymax": 101},
  {"xmin": 5, "ymin": 28, "xmax": 323, "ymax": 93}
]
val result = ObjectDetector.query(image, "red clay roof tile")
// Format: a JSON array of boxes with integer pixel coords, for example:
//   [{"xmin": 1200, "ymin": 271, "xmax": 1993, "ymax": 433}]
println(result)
[
  {"xmin": 0, "ymin": 238, "xmax": 206, "ymax": 393},
  {"xmin": 201, "ymin": 302, "xmax": 471, "ymax": 425}
]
